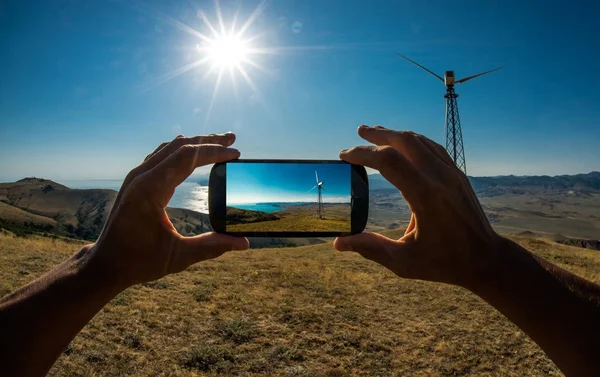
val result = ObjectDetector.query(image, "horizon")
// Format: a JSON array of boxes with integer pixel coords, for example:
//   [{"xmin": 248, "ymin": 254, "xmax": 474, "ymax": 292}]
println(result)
[
  {"xmin": 1, "ymin": 0, "xmax": 599, "ymax": 181},
  {"xmin": 2, "ymin": 169, "xmax": 599, "ymax": 186}
]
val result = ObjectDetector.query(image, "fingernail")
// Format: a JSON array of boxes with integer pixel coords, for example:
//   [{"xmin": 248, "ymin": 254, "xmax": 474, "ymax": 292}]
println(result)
[
  {"xmin": 340, "ymin": 148, "xmax": 349, "ymax": 154},
  {"xmin": 358, "ymin": 124, "xmax": 369, "ymax": 129}
]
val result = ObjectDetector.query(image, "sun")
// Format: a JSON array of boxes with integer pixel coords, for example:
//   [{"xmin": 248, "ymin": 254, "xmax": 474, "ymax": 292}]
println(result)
[
  {"xmin": 143, "ymin": 0, "xmax": 274, "ymax": 122},
  {"xmin": 206, "ymin": 35, "xmax": 249, "ymax": 68}
]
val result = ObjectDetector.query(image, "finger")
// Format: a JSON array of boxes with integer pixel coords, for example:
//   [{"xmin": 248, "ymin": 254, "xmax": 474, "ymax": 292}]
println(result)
[
  {"xmin": 170, "ymin": 232, "xmax": 249, "ymax": 272},
  {"xmin": 406, "ymin": 214, "xmax": 416, "ymax": 234},
  {"xmin": 334, "ymin": 232, "xmax": 402, "ymax": 270},
  {"xmin": 339, "ymin": 145, "xmax": 425, "ymax": 207},
  {"xmin": 417, "ymin": 136, "xmax": 456, "ymax": 167},
  {"xmin": 357, "ymin": 126, "xmax": 441, "ymax": 169},
  {"xmin": 146, "ymin": 144, "xmax": 240, "ymax": 204},
  {"xmin": 144, "ymin": 133, "xmax": 236, "ymax": 171},
  {"xmin": 145, "ymin": 141, "xmax": 169, "ymax": 162},
  {"xmin": 127, "ymin": 133, "xmax": 236, "ymax": 190}
]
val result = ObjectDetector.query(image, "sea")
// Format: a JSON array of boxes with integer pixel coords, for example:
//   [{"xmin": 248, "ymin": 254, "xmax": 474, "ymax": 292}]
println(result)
[
  {"xmin": 62, "ymin": 180, "xmax": 209, "ymax": 213},
  {"xmin": 231, "ymin": 203, "xmax": 285, "ymax": 213},
  {"xmin": 230, "ymin": 202, "xmax": 313, "ymax": 213}
]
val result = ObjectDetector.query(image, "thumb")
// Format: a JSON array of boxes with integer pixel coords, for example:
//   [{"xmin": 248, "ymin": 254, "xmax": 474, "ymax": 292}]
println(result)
[
  {"xmin": 334, "ymin": 232, "xmax": 399, "ymax": 269},
  {"xmin": 172, "ymin": 232, "xmax": 249, "ymax": 272}
]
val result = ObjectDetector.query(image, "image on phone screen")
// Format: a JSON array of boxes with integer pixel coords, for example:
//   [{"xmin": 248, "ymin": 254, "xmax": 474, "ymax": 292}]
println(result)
[{"xmin": 225, "ymin": 163, "xmax": 351, "ymax": 232}]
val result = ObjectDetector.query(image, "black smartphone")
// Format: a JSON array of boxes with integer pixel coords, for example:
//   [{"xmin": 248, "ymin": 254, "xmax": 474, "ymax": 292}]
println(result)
[{"xmin": 208, "ymin": 160, "xmax": 369, "ymax": 237}]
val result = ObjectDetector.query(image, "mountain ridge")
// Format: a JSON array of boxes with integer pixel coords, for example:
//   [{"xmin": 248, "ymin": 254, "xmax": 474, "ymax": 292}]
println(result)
[
  {"xmin": 0, "ymin": 178, "xmax": 211, "ymax": 240},
  {"xmin": 368, "ymin": 171, "xmax": 600, "ymax": 194},
  {"xmin": 2, "ymin": 173, "xmax": 600, "ymax": 247}
]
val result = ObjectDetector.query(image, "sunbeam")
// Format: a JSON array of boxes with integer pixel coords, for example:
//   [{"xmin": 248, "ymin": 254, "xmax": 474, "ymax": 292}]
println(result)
[
  {"xmin": 141, "ymin": 57, "xmax": 210, "ymax": 92},
  {"xmin": 236, "ymin": 0, "xmax": 267, "ymax": 38},
  {"xmin": 204, "ymin": 68, "xmax": 225, "ymax": 126},
  {"xmin": 229, "ymin": 65, "xmax": 239, "ymax": 99},
  {"xmin": 142, "ymin": 0, "xmax": 272, "ymax": 115},
  {"xmin": 140, "ymin": 0, "xmax": 411, "ymax": 97},
  {"xmin": 197, "ymin": 10, "xmax": 221, "ymax": 39}
]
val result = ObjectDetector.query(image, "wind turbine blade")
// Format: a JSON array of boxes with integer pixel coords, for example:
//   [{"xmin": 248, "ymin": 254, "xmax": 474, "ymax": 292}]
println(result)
[
  {"xmin": 321, "ymin": 187, "xmax": 326, "ymax": 192},
  {"xmin": 315, "ymin": 170, "xmax": 319, "ymax": 184},
  {"xmin": 308, "ymin": 185, "xmax": 317, "ymax": 192},
  {"xmin": 396, "ymin": 53, "xmax": 444, "ymax": 82},
  {"xmin": 456, "ymin": 67, "xmax": 502, "ymax": 84}
]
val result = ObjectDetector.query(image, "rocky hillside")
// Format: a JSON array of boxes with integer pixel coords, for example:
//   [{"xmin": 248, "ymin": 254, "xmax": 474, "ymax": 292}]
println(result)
[
  {"xmin": 225, "ymin": 207, "xmax": 280, "ymax": 225},
  {"xmin": 469, "ymin": 172, "xmax": 600, "ymax": 196},
  {"xmin": 368, "ymin": 171, "xmax": 600, "ymax": 195},
  {"xmin": 0, "ymin": 178, "xmax": 211, "ymax": 240}
]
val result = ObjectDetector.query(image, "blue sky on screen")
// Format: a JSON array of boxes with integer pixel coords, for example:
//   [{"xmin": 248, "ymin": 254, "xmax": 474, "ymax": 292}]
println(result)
[
  {"xmin": 226, "ymin": 163, "xmax": 350, "ymax": 204},
  {"xmin": 0, "ymin": 0, "xmax": 598, "ymax": 181}
]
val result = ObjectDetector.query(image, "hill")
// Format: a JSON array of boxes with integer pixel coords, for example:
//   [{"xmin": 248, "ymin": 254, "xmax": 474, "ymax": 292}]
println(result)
[
  {"xmin": 367, "ymin": 172, "xmax": 600, "ymax": 241},
  {"xmin": 469, "ymin": 171, "xmax": 600, "ymax": 196},
  {"xmin": 0, "ymin": 178, "xmax": 317, "ymax": 248},
  {"xmin": 226, "ymin": 207, "xmax": 280, "ymax": 225},
  {"xmin": 2, "ymin": 175, "xmax": 599, "ymax": 248},
  {"xmin": 0, "ymin": 178, "xmax": 211, "ymax": 239},
  {"xmin": 226, "ymin": 204, "xmax": 351, "ymax": 233},
  {"xmin": 3, "ymin": 230, "xmax": 592, "ymax": 375}
]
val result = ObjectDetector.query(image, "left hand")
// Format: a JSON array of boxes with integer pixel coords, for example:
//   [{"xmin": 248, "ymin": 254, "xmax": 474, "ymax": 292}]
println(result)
[{"xmin": 84, "ymin": 133, "xmax": 249, "ymax": 290}]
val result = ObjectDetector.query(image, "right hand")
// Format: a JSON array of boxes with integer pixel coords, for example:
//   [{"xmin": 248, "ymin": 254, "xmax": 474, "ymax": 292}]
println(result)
[{"xmin": 334, "ymin": 125, "xmax": 502, "ymax": 288}]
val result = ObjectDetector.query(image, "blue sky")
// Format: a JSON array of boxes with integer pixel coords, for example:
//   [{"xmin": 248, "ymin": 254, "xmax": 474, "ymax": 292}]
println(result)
[
  {"xmin": 0, "ymin": 0, "xmax": 598, "ymax": 181},
  {"xmin": 227, "ymin": 162, "xmax": 350, "ymax": 203}
]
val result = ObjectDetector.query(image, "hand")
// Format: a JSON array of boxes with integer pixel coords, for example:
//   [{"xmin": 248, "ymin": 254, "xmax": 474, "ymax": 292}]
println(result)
[
  {"xmin": 85, "ymin": 133, "xmax": 249, "ymax": 290},
  {"xmin": 334, "ymin": 125, "xmax": 501, "ymax": 288}
]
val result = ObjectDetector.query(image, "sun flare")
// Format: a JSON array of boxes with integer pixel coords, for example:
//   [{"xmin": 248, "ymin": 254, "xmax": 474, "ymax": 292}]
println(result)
[
  {"xmin": 144, "ymin": 0, "xmax": 276, "ymax": 123},
  {"xmin": 205, "ymin": 35, "xmax": 249, "ymax": 68}
]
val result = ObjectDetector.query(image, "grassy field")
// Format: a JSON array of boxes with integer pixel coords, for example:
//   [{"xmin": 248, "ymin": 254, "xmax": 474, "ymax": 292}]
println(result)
[
  {"xmin": 227, "ymin": 204, "xmax": 351, "ymax": 232},
  {"xmin": 3, "ymin": 229, "xmax": 599, "ymax": 376}
]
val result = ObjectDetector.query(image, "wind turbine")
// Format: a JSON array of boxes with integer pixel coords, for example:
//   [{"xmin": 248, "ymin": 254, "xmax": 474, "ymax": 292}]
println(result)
[
  {"xmin": 308, "ymin": 170, "xmax": 326, "ymax": 220},
  {"xmin": 397, "ymin": 53, "xmax": 502, "ymax": 174}
]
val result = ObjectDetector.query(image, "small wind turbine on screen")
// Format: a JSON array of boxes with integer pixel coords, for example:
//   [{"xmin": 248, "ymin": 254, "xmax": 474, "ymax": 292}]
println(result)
[{"xmin": 308, "ymin": 170, "xmax": 326, "ymax": 220}]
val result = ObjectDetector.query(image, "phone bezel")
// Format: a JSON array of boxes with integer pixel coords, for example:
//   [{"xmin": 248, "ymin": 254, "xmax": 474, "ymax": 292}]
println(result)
[{"xmin": 209, "ymin": 159, "xmax": 369, "ymax": 237}]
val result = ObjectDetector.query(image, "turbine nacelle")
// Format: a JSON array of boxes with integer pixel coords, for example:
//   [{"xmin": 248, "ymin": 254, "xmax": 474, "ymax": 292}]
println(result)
[
  {"xmin": 396, "ymin": 53, "xmax": 502, "ymax": 88},
  {"xmin": 444, "ymin": 70, "xmax": 455, "ymax": 86},
  {"xmin": 308, "ymin": 170, "xmax": 326, "ymax": 192}
]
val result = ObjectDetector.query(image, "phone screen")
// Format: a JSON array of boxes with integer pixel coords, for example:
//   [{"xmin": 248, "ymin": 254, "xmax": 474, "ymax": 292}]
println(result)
[{"xmin": 225, "ymin": 162, "xmax": 352, "ymax": 233}]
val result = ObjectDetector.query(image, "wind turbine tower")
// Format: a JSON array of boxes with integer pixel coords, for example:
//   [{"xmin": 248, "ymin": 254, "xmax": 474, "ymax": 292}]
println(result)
[
  {"xmin": 308, "ymin": 170, "xmax": 326, "ymax": 220},
  {"xmin": 397, "ymin": 53, "xmax": 501, "ymax": 174}
]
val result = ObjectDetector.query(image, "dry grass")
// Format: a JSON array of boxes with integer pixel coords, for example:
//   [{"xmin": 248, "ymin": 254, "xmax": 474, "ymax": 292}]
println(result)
[
  {"xmin": 227, "ymin": 204, "xmax": 351, "ymax": 232},
  {"xmin": 4, "ymin": 230, "xmax": 600, "ymax": 376},
  {"xmin": 227, "ymin": 213, "xmax": 350, "ymax": 232}
]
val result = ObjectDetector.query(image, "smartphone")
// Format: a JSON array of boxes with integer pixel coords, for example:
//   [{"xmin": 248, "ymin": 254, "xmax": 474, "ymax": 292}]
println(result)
[{"xmin": 209, "ymin": 160, "xmax": 369, "ymax": 237}]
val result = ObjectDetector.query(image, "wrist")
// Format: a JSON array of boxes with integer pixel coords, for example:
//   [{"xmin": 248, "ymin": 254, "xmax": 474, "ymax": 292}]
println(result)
[
  {"xmin": 462, "ymin": 235, "xmax": 533, "ymax": 295},
  {"xmin": 459, "ymin": 234, "xmax": 518, "ymax": 292},
  {"xmin": 73, "ymin": 243, "xmax": 128, "ymax": 298}
]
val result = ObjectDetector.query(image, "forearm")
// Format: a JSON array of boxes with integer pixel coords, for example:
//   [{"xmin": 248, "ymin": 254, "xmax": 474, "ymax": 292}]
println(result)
[
  {"xmin": 0, "ymin": 244, "xmax": 122, "ymax": 377},
  {"xmin": 468, "ymin": 237, "xmax": 600, "ymax": 376}
]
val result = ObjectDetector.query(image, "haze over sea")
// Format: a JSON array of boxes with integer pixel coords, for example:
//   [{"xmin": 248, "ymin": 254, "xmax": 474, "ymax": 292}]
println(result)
[
  {"xmin": 231, "ymin": 203, "xmax": 285, "ymax": 214},
  {"xmin": 62, "ymin": 180, "xmax": 208, "ymax": 213}
]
